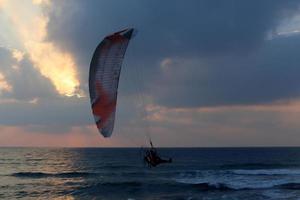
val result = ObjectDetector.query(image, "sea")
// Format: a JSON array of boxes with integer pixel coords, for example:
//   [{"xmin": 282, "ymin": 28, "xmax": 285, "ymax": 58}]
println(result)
[{"xmin": 0, "ymin": 147, "xmax": 300, "ymax": 200}]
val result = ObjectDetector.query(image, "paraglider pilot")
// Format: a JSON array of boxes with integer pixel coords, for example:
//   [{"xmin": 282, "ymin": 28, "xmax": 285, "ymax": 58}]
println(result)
[{"xmin": 144, "ymin": 140, "xmax": 172, "ymax": 167}]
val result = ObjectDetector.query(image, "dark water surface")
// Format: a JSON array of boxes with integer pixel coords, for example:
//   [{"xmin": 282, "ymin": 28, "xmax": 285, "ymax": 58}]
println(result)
[{"xmin": 1, "ymin": 147, "xmax": 300, "ymax": 199}]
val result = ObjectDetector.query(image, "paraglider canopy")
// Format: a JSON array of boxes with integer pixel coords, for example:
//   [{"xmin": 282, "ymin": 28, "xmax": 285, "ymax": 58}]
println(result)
[{"xmin": 89, "ymin": 28, "xmax": 136, "ymax": 137}]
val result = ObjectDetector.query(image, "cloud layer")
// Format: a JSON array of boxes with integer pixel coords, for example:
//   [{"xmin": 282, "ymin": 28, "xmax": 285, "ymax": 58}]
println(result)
[
  {"xmin": 0, "ymin": 0, "xmax": 82, "ymax": 97},
  {"xmin": 46, "ymin": 0, "xmax": 300, "ymax": 108},
  {"xmin": 1, "ymin": 0, "xmax": 300, "ymax": 146}
]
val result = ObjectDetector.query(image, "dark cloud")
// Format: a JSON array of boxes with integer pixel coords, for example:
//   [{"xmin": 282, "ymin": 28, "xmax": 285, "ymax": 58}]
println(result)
[
  {"xmin": 0, "ymin": 47, "xmax": 93, "ymax": 131},
  {"xmin": 6, "ymin": 57, "xmax": 58, "ymax": 101},
  {"xmin": 0, "ymin": 47, "xmax": 57, "ymax": 100},
  {"xmin": 0, "ymin": 48, "xmax": 14, "ymax": 71},
  {"xmin": 0, "ymin": 97, "xmax": 91, "ymax": 127},
  {"xmin": 47, "ymin": 0, "xmax": 300, "ymax": 58},
  {"xmin": 154, "ymin": 34, "xmax": 300, "ymax": 107},
  {"xmin": 46, "ymin": 0, "xmax": 300, "ymax": 108}
]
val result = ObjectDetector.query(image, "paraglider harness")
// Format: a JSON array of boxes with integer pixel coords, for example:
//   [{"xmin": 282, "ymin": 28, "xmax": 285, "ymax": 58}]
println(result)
[{"xmin": 143, "ymin": 140, "xmax": 172, "ymax": 168}]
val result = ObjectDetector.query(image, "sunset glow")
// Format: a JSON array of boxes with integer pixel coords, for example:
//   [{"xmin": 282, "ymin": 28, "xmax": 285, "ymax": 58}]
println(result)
[{"xmin": 0, "ymin": 0, "xmax": 81, "ymax": 97}]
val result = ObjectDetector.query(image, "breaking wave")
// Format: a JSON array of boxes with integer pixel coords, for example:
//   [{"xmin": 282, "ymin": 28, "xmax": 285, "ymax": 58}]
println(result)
[
  {"xmin": 175, "ymin": 168, "xmax": 300, "ymax": 191},
  {"xmin": 232, "ymin": 169, "xmax": 300, "ymax": 176},
  {"xmin": 176, "ymin": 180, "xmax": 300, "ymax": 191}
]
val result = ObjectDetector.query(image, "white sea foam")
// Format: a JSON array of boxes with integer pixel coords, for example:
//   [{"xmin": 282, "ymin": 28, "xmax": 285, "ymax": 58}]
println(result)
[
  {"xmin": 174, "ymin": 169, "xmax": 300, "ymax": 190},
  {"xmin": 232, "ymin": 169, "xmax": 300, "ymax": 175}
]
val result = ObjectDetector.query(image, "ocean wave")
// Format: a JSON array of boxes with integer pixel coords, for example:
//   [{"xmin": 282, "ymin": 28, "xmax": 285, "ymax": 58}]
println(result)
[
  {"xmin": 175, "ymin": 172, "xmax": 300, "ymax": 191},
  {"xmin": 190, "ymin": 182, "xmax": 234, "ymax": 191},
  {"xmin": 276, "ymin": 183, "xmax": 300, "ymax": 190},
  {"xmin": 220, "ymin": 163, "xmax": 295, "ymax": 169},
  {"xmin": 97, "ymin": 165, "xmax": 142, "ymax": 171},
  {"xmin": 11, "ymin": 171, "xmax": 96, "ymax": 178},
  {"xmin": 101, "ymin": 181, "xmax": 143, "ymax": 187},
  {"xmin": 232, "ymin": 169, "xmax": 300, "ymax": 176},
  {"xmin": 176, "ymin": 180, "xmax": 300, "ymax": 191},
  {"xmin": 175, "ymin": 179, "xmax": 239, "ymax": 190},
  {"xmin": 71, "ymin": 181, "xmax": 145, "ymax": 196}
]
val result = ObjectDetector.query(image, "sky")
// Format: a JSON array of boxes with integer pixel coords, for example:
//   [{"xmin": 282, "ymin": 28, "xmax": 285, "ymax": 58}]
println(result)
[{"xmin": 1, "ymin": 0, "xmax": 300, "ymax": 147}]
